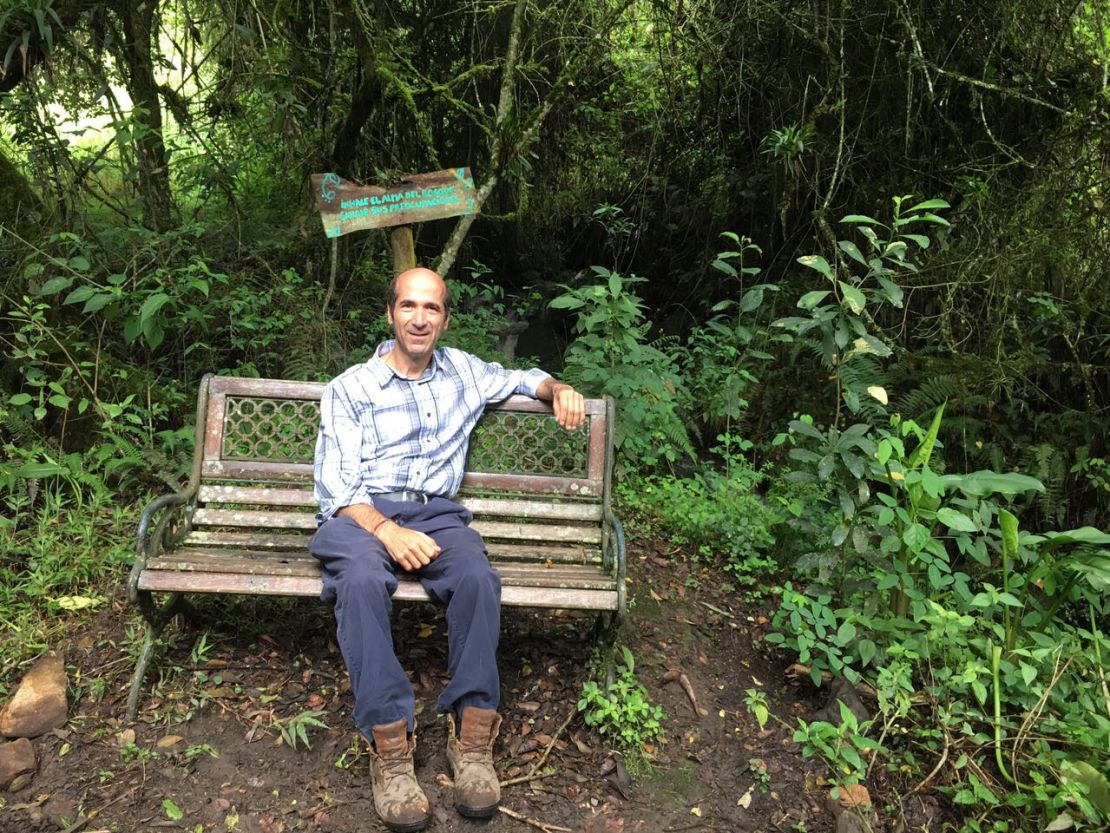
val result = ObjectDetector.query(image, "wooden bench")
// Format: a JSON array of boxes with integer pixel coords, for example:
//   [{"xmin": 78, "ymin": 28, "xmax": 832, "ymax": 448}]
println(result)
[{"xmin": 125, "ymin": 374, "xmax": 626, "ymax": 718}]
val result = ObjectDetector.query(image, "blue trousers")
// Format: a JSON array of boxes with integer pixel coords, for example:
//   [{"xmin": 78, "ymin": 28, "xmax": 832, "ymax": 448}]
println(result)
[{"xmin": 309, "ymin": 498, "xmax": 501, "ymax": 740}]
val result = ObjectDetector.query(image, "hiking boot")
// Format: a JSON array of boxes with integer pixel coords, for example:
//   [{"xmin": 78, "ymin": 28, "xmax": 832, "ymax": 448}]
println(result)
[
  {"xmin": 446, "ymin": 706, "xmax": 503, "ymax": 818},
  {"xmin": 368, "ymin": 719, "xmax": 431, "ymax": 833}
]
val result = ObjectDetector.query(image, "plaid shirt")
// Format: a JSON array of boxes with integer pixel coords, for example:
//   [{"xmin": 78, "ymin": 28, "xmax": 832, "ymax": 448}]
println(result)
[{"xmin": 313, "ymin": 340, "xmax": 550, "ymax": 521}]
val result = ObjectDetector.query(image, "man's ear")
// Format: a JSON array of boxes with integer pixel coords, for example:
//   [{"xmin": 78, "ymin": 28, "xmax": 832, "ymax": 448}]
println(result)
[{"xmin": 386, "ymin": 304, "xmax": 394, "ymax": 325}]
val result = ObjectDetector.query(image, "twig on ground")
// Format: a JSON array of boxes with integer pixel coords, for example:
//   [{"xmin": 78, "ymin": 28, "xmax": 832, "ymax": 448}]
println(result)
[
  {"xmin": 498, "ymin": 805, "xmax": 573, "ymax": 832},
  {"xmin": 903, "ymin": 726, "xmax": 950, "ymax": 796},
  {"xmin": 662, "ymin": 669, "xmax": 708, "ymax": 717},
  {"xmin": 501, "ymin": 707, "xmax": 576, "ymax": 787}
]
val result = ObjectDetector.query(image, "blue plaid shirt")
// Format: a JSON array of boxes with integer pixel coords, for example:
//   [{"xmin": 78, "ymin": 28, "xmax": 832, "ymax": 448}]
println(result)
[{"xmin": 313, "ymin": 340, "xmax": 550, "ymax": 521}]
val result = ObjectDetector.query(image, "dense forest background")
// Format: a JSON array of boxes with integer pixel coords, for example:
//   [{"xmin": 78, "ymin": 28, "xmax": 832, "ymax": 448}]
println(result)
[
  {"xmin": 2, "ymin": 1, "xmax": 1109, "ymax": 830},
  {"xmin": 2, "ymin": 0, "xmax": 1106, "ymax": 523}
]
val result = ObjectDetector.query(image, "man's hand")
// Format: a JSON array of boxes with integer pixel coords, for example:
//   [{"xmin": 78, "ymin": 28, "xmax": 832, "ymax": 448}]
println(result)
[
  {"xmin": 337, "ymin": 503, "xmax": 442, "ymax": 571},
  {"xmin": 376, "ymin": 522, "xmax": 442, "ymax": 571},
  {"xmin": 539, "ymin": 378, "xmax": 586, "ymax": 430}
]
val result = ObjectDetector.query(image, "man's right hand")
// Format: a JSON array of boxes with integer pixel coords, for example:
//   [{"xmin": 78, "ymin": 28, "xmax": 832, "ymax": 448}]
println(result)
[
  {"xmin": 375, "ymin": 521, "xmax": 442, "ymax": 571},
  {"xmin": 336, "ymin": 503, "xmax": 442, "ymax": 571}
]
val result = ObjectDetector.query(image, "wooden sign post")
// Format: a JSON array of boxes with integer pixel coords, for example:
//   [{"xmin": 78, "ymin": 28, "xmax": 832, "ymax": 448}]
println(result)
[{"xmin": 311, "ymin": 168, "xmax": 477, "ymax": 276}]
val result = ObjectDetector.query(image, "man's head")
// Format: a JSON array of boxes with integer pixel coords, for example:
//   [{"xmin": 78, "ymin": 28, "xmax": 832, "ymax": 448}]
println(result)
[
  {"xmin": 388, "ymin": 268, "xmax": 453, "ymax": 315},
  {"xmin": 385, "ymin": 267, "xmax": 451, "ymax": 374}
]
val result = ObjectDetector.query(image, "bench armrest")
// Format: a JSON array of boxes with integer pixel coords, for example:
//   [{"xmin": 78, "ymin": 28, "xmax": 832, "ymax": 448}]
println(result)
[
  {"xmin": 603, "ymin": 510, "xmax": 627, "ymax": 612},
  {"xmin": 128, "ymin": 492, "xmax": 190, "ymax": 603}
]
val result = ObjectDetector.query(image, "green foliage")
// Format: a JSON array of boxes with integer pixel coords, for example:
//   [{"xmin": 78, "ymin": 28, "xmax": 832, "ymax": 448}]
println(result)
[
  {"xmin": 577, "ymin": 647, "xmax": 664, "ymax": 757},
  {"xmin": 681, "ymin": 233, "xmax": 784, "ymax": 446},
  {"xmin": 793, "ymin": 702, "xmax": 883, "ymax": 786},
  {"xmin": 552, "ymin": 267, "xmax": 693, "ymax": 471},
  {"xmin": 619, "ymin": 463, "xmax": 781, "ymax": 591},
  {"xmin": 273, "ymin": 709, "xmax": 329, "ymax": 751}
]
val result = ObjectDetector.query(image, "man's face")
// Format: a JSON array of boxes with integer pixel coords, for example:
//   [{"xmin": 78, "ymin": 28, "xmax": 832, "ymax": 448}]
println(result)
[{"xmin": 387, "ymin": 269, "xmax": 450, "ymax": 366}]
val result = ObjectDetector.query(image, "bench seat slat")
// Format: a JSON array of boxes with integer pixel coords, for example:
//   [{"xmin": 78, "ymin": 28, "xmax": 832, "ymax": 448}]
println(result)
[
  {"xmin": 147, "ymin": 552, "xmax": 612, "ymax": 586},
  {"xmin": 178, "ymin": 533, "xmax": 599, "ymax": 564},
  {"xmin": 195, "ymin": 488, "xmax": 604, "ymax": 523},
  {"xmin": 191, "ymin": 509, "xmax": 603, "ymax": 544},
  {"xmin": 137, "ymin": 570, "xmax": 618, "ymax": 610},
  {"xmin": 182, "ymin": 531, "xmax": 315, "ymax": 549}
]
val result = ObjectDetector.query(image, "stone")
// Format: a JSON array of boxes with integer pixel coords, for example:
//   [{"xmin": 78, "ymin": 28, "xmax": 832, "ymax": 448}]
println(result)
[
  {"xmin": 812, "ymin": 678, "xmax": 871, "ymax": 726},
  {"xmin": 0, "ymin": 653, "xmax": 68, "ymax": 739},
  {"xmin": 826, "ymin": 785, "xmax": 878, "ymax": 833},
  {"xmin": 0, "ymin": 738, "xmax": 36, "ymax": 790}
]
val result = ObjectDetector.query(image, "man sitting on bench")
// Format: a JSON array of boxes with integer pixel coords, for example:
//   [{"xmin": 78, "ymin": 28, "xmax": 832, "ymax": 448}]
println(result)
[{"xmin": 311, "ymin": 266, "xmax": 585, "ymax": 832}]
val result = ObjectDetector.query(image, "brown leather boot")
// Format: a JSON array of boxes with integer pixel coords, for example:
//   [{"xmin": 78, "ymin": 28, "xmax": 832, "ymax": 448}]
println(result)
[
  {"xmin": 446, "ymin": 706, "xmax": 503, "ymax": 818},
  {"xmin": 368, "ymin": 719, "xmax": 431, "ymax": 833}
]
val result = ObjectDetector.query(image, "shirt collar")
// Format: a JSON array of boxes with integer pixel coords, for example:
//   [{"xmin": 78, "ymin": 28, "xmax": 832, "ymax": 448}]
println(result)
[{"xmin": 367, "ymin": 340, "xmax": 440, "ymax": 385}]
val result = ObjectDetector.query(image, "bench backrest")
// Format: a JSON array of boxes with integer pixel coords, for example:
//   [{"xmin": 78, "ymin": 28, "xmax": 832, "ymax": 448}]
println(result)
[{"xmin": 182, "ymin": 375, "xmax": 614, "ymax": 556}]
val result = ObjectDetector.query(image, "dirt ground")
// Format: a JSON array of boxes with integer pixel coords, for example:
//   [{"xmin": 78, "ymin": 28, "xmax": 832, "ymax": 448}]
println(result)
[{"xmin": 2, "ymin": 531, "xmax": 885, "ymax": 833}]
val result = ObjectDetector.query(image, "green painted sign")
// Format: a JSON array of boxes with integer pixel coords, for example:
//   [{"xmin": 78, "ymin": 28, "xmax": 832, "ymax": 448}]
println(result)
[{"xmin": 311, "ymin": 168, "xmax": 477, "ymax": 238}]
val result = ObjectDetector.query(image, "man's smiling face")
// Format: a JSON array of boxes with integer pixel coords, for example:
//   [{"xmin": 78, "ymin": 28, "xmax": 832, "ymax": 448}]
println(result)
[{"xmin": 387, "ymin": 268, "xmax": 450, "ymax": 370}]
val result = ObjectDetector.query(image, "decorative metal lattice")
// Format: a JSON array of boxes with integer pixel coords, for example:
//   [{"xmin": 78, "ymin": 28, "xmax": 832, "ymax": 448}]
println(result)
[
  {"xmin": 466, "ymin": 411, "xmax": 589, "ymax": 477},
  {"xmin": 222, "ymin": 397, "xmax": 320, "ymax": 463},
  {"xmin": 219, "ymin": 396, "xmax": 589, "ymax": 476}
]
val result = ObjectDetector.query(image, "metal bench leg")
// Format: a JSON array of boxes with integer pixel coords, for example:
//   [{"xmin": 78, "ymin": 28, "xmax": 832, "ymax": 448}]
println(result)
[
  {"xmin": 126, "ymin": 592, "xmax": 185, "ymax": 720},
  {"xmin": 590, "ymin": 611, "xmax": 622, "ymax": 690}
]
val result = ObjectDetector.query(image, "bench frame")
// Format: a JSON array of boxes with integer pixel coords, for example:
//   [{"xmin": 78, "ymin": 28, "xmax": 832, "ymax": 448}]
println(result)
[{"xmin": 125, "ymin": 374, "xmax": 626, "ymax": 718}]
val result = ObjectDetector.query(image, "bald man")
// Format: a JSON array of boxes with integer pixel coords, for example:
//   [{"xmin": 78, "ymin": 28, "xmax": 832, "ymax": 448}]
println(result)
[{"xmin": 311, "ymin": 267, "xmax": 584, "ymax": 832}]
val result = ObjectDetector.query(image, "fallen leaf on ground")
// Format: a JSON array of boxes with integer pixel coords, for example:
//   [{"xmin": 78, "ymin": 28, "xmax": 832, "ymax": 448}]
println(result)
[{"xmin": 738, "ymin": 786, "xmax": 753, "ymax": 808}]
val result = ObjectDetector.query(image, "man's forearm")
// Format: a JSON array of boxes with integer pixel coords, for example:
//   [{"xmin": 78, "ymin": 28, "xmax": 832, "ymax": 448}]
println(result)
[
  {"xmin": 337, "ymin": 502, "xmax": 391, "ymax": 537},
  {"xmin": 536, "ymin": 377, "xmax": 573, "ymax": 401}
]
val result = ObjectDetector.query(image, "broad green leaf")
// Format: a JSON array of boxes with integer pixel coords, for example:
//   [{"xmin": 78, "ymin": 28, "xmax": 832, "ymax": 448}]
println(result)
[
  {"xmin": 838, "ymin": 281, "xmax": 866, "ymax": 314},
  {"xmin": 163, "ymin": 798, "xmax": 184, "ymax": 821},
  {"xmin": 858, "ymin": 639, "xmax": 877, "ymax": 666},
  {"xmin": 867, "ymin": 385, "xmax": 888, "ymax": 405},
  {"xmin": 1024, "ymin": 527, "xmax": 1110, "ymax": 549},
  {"xmin": 9, "ymin": 393, "xmax": 32, "ymax": 406},
  {"xmin": 64, "ymin": 285, "xmax": 96, "ymax": 304},
  {"xmin": 837, "ymin": 240, "xmax": 868, "ymax": 267},
  {"xmin": 908, "ymin": 402, "xmax": 945, "ymax": 469},
  {"xmin": 937, "ymin": 507, "xmax": 977, "ymax": 532},
  {"xmin": 917, "ymin": 213, "xmax": 950, "ymax": 226},
  {"xmin": 875, "ymin": 276, "xmax": 904, "ymax": 308},
  {"xmin": 84, "ymin": 293, "xmax": 114, "ymax": 313},
  {"xmin": 608, "ymin": 271, "xmax": 621, "ymax": 296},
  {"xmin": 739, "ymin": 287, "xmax": 764, "ymax": 312},
  {"xmin": 940, "ymin": 471, "xmax": 1045, "ymax": 497},
  {"xmin": 899, "ymin": 233, "xmax": 930, "ymax": 249},
  {"xmin": 16, "ymin": 462, "xmax": 68, "ymax": 477},
  {"xmin": 797, "ymin": 255, "xmax": 834, "ymax": 281},
  {"xmin": 797, "ymin": 290, "xmax": 831, "ymax": 310},
  {"xmin": 907, "ymin": 198, "xmax": 950, "ymax": 212},
  {"xmin": 840, "ymin": 214, "xmax": 881, "ymax": 225},
  {"xmin": 713, "ymin": 259, "xmax": 738, "ymax": 277},
  {"xmin": 69, "ymin": 255, "xmax": 91, "ymax": 272},
  {"xmin": 140, "ymin": 292, "xmax": 172, "ymax": 327},
  {"xmin": 37, "ymin": 275, "xmax": 72, "ymax": 295},
  {"xmin": 1061, "ymin": 761, "xmax": 1110, "ymax": 815},
  {"xmin": 548, "ymin": 295, "xmax": 584, "ymax": 310}
]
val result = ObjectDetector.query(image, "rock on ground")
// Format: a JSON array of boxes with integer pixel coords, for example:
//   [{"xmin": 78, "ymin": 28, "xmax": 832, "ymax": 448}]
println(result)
[
  {"xmin": 0, "ymin": 737, "xmax": 36, "ymax": 789},
  {"xmin": 0, "ymin": 652, "xmax": 68, "ymax": 739}
]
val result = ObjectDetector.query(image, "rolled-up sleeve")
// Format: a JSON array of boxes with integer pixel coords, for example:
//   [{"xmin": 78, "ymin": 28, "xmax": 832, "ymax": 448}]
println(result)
[
  {"xmin": 313, "ymin": 382, "xmax": 375, "ymax": 522},
  {"xmin": 470, "ymin": 355, "xmax": 550, "ymax": 404}
]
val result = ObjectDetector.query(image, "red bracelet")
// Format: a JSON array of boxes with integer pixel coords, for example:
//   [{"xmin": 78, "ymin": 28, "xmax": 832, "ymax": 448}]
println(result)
[{"xmin": 370, "ymin": 517, "xmax": 390, "ymax": 536}]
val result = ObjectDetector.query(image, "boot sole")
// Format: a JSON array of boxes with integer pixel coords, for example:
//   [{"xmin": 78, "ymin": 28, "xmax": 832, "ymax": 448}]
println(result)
[
  {"xmin": 455, "ymin": 801, "xmax": 499, "ymax": 820},
  {"xmin": 383, "ymin": 817, "xmax": 430, "ymax": 833}
]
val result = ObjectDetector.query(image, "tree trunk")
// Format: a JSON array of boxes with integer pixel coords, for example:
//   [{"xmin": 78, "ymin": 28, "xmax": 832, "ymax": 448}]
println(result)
[
  {"xmin": 114, "ymin": 0, "xmax": 175, "ymax": 231},
  {"xmin": 0, "ymin": 146, "xmax": 46, "ymax": 240}
]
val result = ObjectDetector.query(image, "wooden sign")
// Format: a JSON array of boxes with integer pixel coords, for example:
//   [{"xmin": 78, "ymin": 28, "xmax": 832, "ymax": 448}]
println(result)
[{"xmin": 311, "ymin": 168, "xmax": 477, "ymax": 238}]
